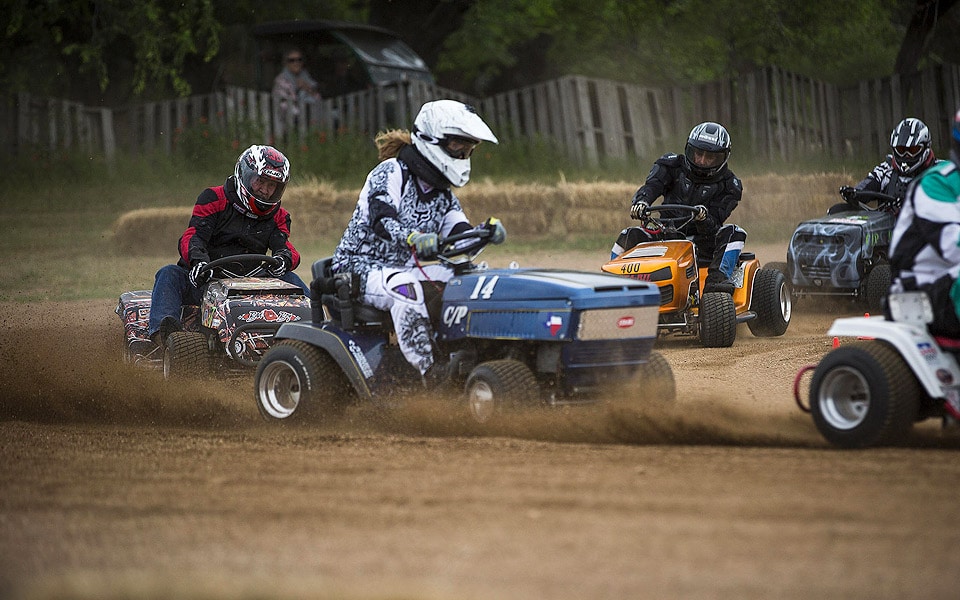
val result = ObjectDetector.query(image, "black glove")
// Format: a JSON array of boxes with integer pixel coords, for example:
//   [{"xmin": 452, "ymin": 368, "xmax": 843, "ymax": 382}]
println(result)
[
  {"xmin": 268, "ymin": 250, "xmax": 292, "ymax": 277},
  {"xmin": 630, "ymin": 200, "xmax": 649, "ymax": 220},
  {"xmin": 407, "ymin": 231, "xmax": 439, "ymax": 259},
  {"xmin": 693, "ymin": 205, "xmax": 708, "ymax": 221},
  {"xmin": 840, "ymin": 186, "xmax": 857, "ymax": 203},
  {"xmin": 188, "ymin": 261, "xmax": 211, "ymax": 288},
  {"xmin": 485, "ymin": 217, "xmax": 506, "ymax": 245}
]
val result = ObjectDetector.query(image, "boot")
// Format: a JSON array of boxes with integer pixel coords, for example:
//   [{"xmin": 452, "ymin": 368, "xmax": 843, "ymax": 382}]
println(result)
[
  {"xmin": 703, "ymin": 270, "xmax": 734, "ymax": 295},
  {"xmin": 422, "ymin": 360, "xmax": 451, "ymax": 390},
  {"xmin": 152, "ymin": 316, "xmax": 182, "ymax": 347}
]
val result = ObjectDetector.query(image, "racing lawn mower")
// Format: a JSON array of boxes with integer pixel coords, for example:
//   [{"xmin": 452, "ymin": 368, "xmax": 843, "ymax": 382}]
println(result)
[
  {"xmin": 796, "ymin": 291, "xmax": 960, "ymax": 448},
  {"xmin": 116, "ymin": 254, "xmax": 312, "ymax": 379},
  {"xmin": 767, "ymin": 189, "xmax": 898, "ymax": 313},
  {"xmin": 601, "ymin": 204, "xmax": 791, "ymax": 348},
  {"xmin": 253, "ymin": 224, "xmax": 675, "ymax": 425}
]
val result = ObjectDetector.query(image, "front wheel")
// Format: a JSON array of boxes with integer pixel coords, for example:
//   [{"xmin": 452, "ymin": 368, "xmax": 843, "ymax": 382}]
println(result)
[
  {"xmin": 864, "ymin": 263, "xmax": 891, "ymax": 313},
  {"xmin": 254, "ymin": 340, "xmax": 348, "ymax": 424},
  {"xmin": 463, "ymin": 359, "xmax": 540, "ymax": 424},
  {"xmin": 748, "ymin": 268, "xmax": 791, "ymax": 337},
  {"xmin": 699, "ymin": 291, "xmax": 737, "ymax": 347},
  {"xmin": 809, "ymin": 341, "xmax": 920, "ymax": 448},
  {"xmin": 634, "ymin": 351, "xmax": 676, "ymax": 401}
]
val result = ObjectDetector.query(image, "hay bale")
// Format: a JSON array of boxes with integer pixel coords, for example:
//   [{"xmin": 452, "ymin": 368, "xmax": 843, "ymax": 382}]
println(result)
[
  {"xmin": 113, "ymin": 174, "xmax": 854, "ymax": 254},
  {"xmin": 113, "ymin": 207, "xmax": 191, "ymax": 255}
]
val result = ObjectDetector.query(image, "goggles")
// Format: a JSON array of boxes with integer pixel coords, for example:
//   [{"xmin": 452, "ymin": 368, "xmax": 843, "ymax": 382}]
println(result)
[
  {"xmin": 894, "ymin": 145, "xmax": 925, "ymax": 159},
  {"xmin": 441, "ymin": 136, "xmax": 480, "ymax": 159}
]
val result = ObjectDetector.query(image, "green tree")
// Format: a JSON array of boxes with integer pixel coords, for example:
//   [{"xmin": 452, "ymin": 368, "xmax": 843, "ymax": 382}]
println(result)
[{"xmin": 431, "ymin": 0, "xmax": 919, "ymax": 93}]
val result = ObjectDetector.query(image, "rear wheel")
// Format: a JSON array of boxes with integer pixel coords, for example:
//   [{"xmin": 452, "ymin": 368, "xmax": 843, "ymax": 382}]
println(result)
[
  {"xmin": 163, "ymin": 332, "xmax": 210, "ymax": 379},
  {"xmin": 748, "ymin": 268, "xmax": 791, "ymax": 337},
  {"xmin": 254, "ymin": 340, "xmax": 348, "ymax": 424},
  {"xmin": 699, "ymin": 291, "xmax": 737, "ymax": 347},
  {"xmin": 463, "ymin": 359, "xmax": 539, "ymax": 424},
  {"xmin": 809, "ymin": 341, "xmax": 920, "ymax": 448}
]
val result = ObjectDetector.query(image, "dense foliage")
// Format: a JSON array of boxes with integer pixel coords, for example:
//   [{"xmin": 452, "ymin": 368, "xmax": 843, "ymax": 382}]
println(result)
[{"xmin": 3, "ymin": 0, "xmax": 958, "ymax": 102}]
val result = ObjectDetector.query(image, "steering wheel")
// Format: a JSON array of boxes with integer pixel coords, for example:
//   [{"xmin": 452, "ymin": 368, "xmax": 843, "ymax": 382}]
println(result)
[
  {"xmin": 434, "ymin": 225, "xmax": 495, "ymax": 271},
  {"xmin": 637, "ymin": 203, "xmax": 700, "ymax": 233},
  {"xmin": 200, "ymin": 254, "xmax": 283, "ymax": 279},
  {"xmin": 844, "ymin": 190, "xmax": 899, "ymax": 213}
]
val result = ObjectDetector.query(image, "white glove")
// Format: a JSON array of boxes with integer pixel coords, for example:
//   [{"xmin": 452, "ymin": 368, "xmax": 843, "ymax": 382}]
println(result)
[
  {"xmin": 268, "ymin": 250, "xmax": 291, "ymax": 277},
  {"xmin": 188, "ymin": 261, "xmax": 210, "ymax": 287},
  {"xmin": 693, "ymin": 205, "xmax": 708, "ymax": 221}
]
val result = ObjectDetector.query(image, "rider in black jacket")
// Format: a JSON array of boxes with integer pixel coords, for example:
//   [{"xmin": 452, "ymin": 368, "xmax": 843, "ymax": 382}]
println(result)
[
  {"xmin": 830, "ymin": 117, "xmax": 939, "ymax": 215},
  {"xmin": 147, "ymin": 144, "xmax": 308, "ymax": 346},
  {"xmin": 612, "ymin": 122, "xmax": 745, "ymax": 294}
]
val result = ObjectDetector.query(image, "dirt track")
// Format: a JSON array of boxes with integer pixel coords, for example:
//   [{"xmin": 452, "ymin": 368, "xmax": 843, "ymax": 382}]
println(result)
[{"xmin": 2, "ymin": 246, "xmax": 960, "ymax": 599}]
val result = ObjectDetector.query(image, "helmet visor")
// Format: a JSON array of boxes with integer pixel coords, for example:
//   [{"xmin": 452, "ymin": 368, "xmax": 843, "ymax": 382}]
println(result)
[
  {"xmin": 686, "ymin": 146, "xmax": 726, "ymax": 168},
  {"xmin": 441, "ymin": 136, "xmax": 480, "ymax": 160},
  {"xmin": 251, "ymin": 175, "xmax": 283, "ymax": 205}
]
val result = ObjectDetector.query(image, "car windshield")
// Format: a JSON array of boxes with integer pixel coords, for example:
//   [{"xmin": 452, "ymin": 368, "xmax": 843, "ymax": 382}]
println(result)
[{"xmin": 333, "ymin": 29, "xmax": 433, "ymax": 84}]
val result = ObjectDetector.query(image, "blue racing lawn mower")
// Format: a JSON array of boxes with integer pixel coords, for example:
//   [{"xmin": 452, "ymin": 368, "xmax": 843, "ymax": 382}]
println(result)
[{"xmin": 253, "ymin": 224, "xmax": 675, "ymax": 425}]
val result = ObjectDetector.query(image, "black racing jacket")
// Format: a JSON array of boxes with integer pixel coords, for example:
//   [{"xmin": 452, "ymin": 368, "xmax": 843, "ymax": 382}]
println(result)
[
  {"xmin": 176, "ymin": 177, "xmax": 301, "ymax": 269},
  {"xmin": 632, "ymin": 153, "xmax": 743, "ymax": 241}
]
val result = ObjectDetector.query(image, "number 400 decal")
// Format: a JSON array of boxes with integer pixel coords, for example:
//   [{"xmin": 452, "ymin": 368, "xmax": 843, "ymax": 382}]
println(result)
[{"xmin": 469, "ymin": 275, "xmax": 500, "ymax": 300}]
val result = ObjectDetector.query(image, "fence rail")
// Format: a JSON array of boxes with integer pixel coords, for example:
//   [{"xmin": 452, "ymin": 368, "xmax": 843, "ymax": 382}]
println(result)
[{"xmin": 4, "ymin": 64, "xmax": 959, "ymax": 165}]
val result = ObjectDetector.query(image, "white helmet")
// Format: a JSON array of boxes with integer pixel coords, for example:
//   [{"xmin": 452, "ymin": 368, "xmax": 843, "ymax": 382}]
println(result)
[
  {"xmin": 889, "ymin": 117, "xmax": 932, "ymax": 175},
  {"xmin": 412, "ymin": 100, "xmax": 498, "ymax": 187}
]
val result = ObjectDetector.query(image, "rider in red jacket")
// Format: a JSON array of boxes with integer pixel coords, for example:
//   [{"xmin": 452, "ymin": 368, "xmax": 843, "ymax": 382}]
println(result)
[{"xmin": 148, "ymin": 144, "xmax": 308, "ymax": 346}]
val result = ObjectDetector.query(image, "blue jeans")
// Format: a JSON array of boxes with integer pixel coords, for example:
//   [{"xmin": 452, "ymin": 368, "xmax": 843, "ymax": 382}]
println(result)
[{"xmin": 147, "ymin": 264, "xmax": 310, "ymax": 337}]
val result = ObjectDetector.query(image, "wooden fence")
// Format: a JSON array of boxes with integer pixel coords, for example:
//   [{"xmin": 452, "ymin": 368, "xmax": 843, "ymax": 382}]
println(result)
[{"xmin": 5, "ymin": 64, "xmax": 959, "ymax": 166}]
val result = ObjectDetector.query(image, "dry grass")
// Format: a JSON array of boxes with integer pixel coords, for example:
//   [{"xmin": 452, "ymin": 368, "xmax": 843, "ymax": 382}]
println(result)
[{"xmin": 112, "ymin": 173, "xmax": 852, "ymax": 254}]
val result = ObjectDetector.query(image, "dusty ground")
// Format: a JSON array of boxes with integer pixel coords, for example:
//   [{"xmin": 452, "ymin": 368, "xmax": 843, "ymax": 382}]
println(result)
[{"xmin": 2, "ymin": 245, "xmax": 960, "ymax": 600}]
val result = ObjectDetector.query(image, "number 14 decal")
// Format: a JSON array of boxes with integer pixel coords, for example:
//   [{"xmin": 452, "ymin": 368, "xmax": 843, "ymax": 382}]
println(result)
[{"xmin": 469, "ymin": 275, "xmax": 500, "ymax": 299}]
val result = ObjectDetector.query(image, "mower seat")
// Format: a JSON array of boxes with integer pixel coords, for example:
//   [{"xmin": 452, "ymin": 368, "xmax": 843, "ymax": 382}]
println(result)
[{"xmin": 310, "ymin": 257, "xmax": 390, "ymax": 328}]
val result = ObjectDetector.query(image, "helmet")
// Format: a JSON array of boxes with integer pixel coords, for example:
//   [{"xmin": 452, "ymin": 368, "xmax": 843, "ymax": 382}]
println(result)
[
  {"xmin": 684, "ymin": 122, "xmax": 731, "ymax": 180},
  {"xmin": 234, "ymin": 145, "xmax": 290, "ymax": 216},
  {"xmin": 412, "ymin": 100, "xmax": 498, "ymax": 187},
  {"xmin": 951, "ymin": 107, "xmax": 960, "ymax": 165},
  {"xmin": 889, "ymin": 118, "xmax": 931, "ymax": 176}
]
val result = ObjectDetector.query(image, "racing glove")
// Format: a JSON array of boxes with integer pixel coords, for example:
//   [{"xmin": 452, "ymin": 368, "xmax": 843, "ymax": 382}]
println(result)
[
  {"xmin": 268, "ymin": 249, "xmax": 292, "ymax": 278},
  {"xmin": 485, "ymin": 217, "xmax": 507, "ymax": 245},
  {"xmin": 630, "ymin": 200, "xmax": 649, "ymax": 220},
  {"xmin": 188, "ymin": 261, "xmax": 211, "ymax": 288},
  {"xmin": 407, "ymin": 231, "xmax": 439, "ymax": 260},
  {"xmin": 693, "ymin": 205, "xmax": 708, "ymax": 221},
  {"xmin": 839, "ymin": 186, "xmax": 857, "ymax": 204}
]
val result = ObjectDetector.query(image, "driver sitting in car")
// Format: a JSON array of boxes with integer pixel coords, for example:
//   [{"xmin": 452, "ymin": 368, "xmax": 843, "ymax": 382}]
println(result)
[{"xmin": 147, "ymin": 144, "xmax": 309, "ymax": 348}]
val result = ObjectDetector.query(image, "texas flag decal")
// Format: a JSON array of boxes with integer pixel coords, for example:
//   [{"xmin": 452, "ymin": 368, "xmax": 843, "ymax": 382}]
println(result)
[{"xmin": 545, "ymin": 315, "xmax": 563, "ymax": 336}]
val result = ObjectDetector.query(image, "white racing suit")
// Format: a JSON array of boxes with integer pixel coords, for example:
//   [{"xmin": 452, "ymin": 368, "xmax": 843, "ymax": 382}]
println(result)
[
  {"xmin": 890, "ymin": 159, "xmax": 960, "ymax": 336},
  {"xmin": 332, "ymin": 148, "xmax": 473, "ymax": 375}
]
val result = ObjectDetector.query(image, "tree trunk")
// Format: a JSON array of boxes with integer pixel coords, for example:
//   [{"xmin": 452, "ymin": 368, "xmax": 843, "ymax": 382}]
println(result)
[{"xmin": 894, "ymin": 0, "xmax": 960, "ymax": 75}]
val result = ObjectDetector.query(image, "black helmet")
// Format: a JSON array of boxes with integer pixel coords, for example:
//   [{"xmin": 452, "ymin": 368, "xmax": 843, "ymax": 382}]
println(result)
[
  {"xmin": 889, "ymin": 118, "xmax": 932, "ymax": 176},
  {"xmin": 684, "ymin": 122, "xmax": 731, "ymax": 180},
  {"xmin": 234, "ymin": 145, "xmax": 290, "ymax": 216}
]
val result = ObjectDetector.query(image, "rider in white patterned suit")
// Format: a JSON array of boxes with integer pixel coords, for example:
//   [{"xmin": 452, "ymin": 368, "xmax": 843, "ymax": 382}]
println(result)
[{"xmin": 332, "ymin": 100, "xmax": 505, "ymax": 384}]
